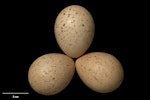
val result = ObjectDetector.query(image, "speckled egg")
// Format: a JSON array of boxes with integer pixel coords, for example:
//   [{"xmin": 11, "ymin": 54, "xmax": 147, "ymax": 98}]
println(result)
[
  {"xmin": 28, "ymin": 53, "xmax": 75, "ymax": 96},
  {"xmin": 75, "ymin": 52, "xmax": 124, "ymax": 93},
  {"xmin": 54, "ymin": 5, "xmax": 95, "ymax": 58}
]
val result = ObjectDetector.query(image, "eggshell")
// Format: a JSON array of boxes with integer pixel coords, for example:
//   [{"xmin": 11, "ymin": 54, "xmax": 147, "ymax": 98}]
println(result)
[
  {"xmin": 54, "ymin": 5, "xmax": 95, "ymax": 58},
  {"xmin": 28, "ymin": 53, "xmax": 75, "ymax": 96},
  {"xmin": 75, "ymin": 52, "xmax": 124, "ymax": 93}
]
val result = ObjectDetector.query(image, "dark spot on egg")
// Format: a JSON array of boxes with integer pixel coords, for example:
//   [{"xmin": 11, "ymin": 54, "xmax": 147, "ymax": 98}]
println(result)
[
  {"xmin": 68, "ymin": 14, "xmax": 71, "ymax": 17},
  {"xmin": 66, "ymin": 64, "xmax": 69, "ymax": 66},
  {"xmin": 94, "ymin": 76, "xmax": 98, "ymax": 81},
  {"xmin": 69, "ymin": 8, "xmax": 71, "ymax": 10},
  {"xmin": 88, "ymin": 68, "xmax": 91, "ymax": 72},
  {"xmin": 69, "ymin": 43, "xmax": 72, "ymax": 46},
  {"xmin": 82, "ymin": 24, "xmax": 84, "ymax": 27},
  {"xmin": 52, "ymin": 77, "xmax": 55, "ymax": 80}
]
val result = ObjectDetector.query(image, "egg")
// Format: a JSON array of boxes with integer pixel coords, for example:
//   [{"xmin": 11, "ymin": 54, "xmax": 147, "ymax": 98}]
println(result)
[
  {"xmin": 54, "ymin": 5, "xmax": 95, "ymax": 58},
  {"xmin": 28, "ymin": 53, "xmax": 75, "ymax": 96},
  {"xmin": 75, "ymin": 52, "xmax": 124, "ymax": 93}
]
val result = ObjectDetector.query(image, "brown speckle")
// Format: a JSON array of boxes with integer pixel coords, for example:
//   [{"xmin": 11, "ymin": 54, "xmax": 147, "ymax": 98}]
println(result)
[
  {"xmin": 83, "ymin": 66, "xmax": 86, "ymax": 70},
  {"xmin": 52, "ymin": 77, "xmax": 55, "ymax": 80},
  {"xmin": 88, "ymin": 68, "xmax": 91, "ymax": 71},
  {"xmin": 54, "ymin": 70, "xmax": 56, "ymax": 73},
  {"xmin": 69, "ymin": 43, "xmax": 72, "ymax": 46},
  {"xmin": 82, "ymin": 24, "xmax": 84, "ymax": 27},
  {"xmin": 66, "ymin": 64, "xmax": 69, "ymax": 66},
  {"xmin": 61, "ymin": 27, "xmax": 64, "ymax": 32},
  {"xmin": 71, "ymin": 20, "xmax": 75, "ymax": 23},
  {"xmin": 94, "ymin": 76, "xmax": 98, "ymax": 81},
  {"xmin": 63, "ymin": 24, "xmax": 65, "ymax": 26},
  {"xmin": 60, "ymin": 37, "xmax": 63, "ymax": 40},
  {"xmin": 68, "ymin": 14, "xmax": 71, "ymax": 17},
  {"xmin": 44, "ymin": 71, "xmax": 48, "ymax": 74}
]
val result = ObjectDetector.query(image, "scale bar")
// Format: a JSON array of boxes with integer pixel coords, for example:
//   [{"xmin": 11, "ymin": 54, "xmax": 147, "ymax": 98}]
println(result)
[{"xmin": 2, "ymin": 92, "xmax": 29, "ymax": 94}]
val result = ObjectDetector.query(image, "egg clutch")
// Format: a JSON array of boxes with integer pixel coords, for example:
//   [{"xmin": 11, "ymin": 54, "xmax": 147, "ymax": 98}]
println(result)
[{"xmin": 28, "ymin": 5, "xmax": 124, "ymax": 96}]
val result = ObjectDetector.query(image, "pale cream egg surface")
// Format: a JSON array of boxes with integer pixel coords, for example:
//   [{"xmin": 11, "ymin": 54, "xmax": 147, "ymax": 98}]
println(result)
[
  {"xmin": 75, "ymin": 52, "xmax": 124, "ymax": 93},
  {"xmin": 28, "ymin": 53, "xmax": 75, "ymax": 96},
  {"xmin": 54, "ymin": 5, "xmax": 95, "ymax": 58}
]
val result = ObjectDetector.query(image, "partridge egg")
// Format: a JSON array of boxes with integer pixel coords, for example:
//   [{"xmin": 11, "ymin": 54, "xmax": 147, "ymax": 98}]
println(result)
[
  {"xmin": 28, "ymin": 53, "xmax": 75, "ymax": 96},
  {"xmin": 75, "ymin": 52, "xmax": 124, "ymax": 93},
  {"xmin": 54, "ymin": 5, "xmax": 95, "ymax": 58}
]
